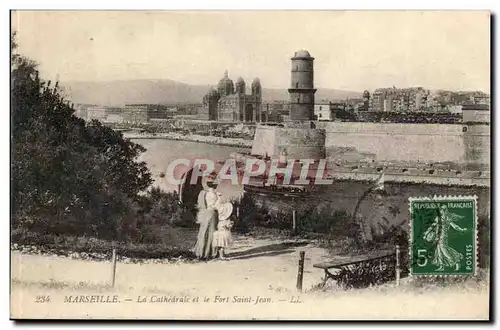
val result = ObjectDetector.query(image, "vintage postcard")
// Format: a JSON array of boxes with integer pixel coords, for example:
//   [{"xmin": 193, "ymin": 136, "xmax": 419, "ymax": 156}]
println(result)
[{"xmin": 10, "ymin": 10, "xmax": 491, "ymax": 320}]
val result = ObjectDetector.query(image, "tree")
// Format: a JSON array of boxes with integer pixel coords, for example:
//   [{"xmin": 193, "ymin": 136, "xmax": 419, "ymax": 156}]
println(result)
[{"xmin": 11, "ymin": 33, "xmax": 153, "ymax": 239}]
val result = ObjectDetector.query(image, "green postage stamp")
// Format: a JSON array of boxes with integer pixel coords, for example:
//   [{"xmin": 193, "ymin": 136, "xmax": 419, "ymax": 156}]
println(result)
[{"xmin": 409, "ymin": 196, "xmax": 478, "ymax": 276}]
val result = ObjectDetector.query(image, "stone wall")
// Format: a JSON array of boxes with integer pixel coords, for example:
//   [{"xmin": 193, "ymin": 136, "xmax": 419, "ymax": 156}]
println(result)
[
  {"xmin": 317, "ymin": 122, "xmax": 490, "ymax": 166},
  {"xmin": 218, "ymin": 96, "xmax": 239, "ymax": 121},
  {"xmin": 251, "ymin": 125, "xmax": 277, "ymax": 157},
  {"xmin": 251, "ymin": 125, "xmax": 326, "ymax": 159},
  {"xmin": 464, "ymin": 124, "xmax": 491, "ymax": 167}
]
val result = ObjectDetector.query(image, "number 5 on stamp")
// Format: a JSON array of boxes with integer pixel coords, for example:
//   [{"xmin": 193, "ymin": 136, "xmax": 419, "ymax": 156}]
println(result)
[{"xmin": 409, "ymin": 196, "xmax": 478, "ymax": 276}]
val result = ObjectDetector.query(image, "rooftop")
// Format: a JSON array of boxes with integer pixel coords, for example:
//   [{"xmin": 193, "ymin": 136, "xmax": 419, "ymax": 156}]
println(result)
[{"xmin": 292, "ymin": 49, "xmax": 313, "ymax": 59}]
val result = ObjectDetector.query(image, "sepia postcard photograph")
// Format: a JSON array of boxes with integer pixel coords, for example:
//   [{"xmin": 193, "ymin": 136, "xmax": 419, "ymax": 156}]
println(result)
[{"xmin": 9, "ymin": 9, "xmax": 491, "ymax": 321}]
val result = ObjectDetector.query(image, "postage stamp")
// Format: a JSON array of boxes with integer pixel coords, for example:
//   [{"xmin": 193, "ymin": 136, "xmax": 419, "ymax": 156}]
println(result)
[{"xmin": 409, "ymin": 196, "xmax": 478, "ymax": 276}]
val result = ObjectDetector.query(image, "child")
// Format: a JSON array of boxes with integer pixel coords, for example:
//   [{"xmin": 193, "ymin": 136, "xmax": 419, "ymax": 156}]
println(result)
[{"xmin": 213, "ymin": 202, "xmax": 234, "ymax": 260}]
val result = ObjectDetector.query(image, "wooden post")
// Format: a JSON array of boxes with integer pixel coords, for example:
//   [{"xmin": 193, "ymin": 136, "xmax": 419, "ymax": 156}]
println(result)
[
  {"xmin": 395, "ymin": 245, "xmax": 400, "ymax": 287},
  {"xmin": 352, "ymin": 188, "xmax": 373, "ymax": 245},
  {"xmin": 110, "ymin": 248, "xmax": 117, "ymax": 288},
  {"xmin": 296, "ymin": 251, "xmax": 305, "ymax": 292},
  {"xmin": 292, "ymin": 209, "xmax": 297, "ymax": 232}
]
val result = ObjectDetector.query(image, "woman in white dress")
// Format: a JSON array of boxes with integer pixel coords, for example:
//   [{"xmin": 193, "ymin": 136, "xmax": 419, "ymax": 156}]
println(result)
[{"xmin": 193, "ymin": 176, "xmax": 221, "ymax": 260}]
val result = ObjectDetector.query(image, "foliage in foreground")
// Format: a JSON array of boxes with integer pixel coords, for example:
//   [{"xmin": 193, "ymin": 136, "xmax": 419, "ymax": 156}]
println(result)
[
  {"xmin": 331, "ymin": 252, "xmax": 410, "ymax": 290},
  {"xmin": 11, "ymin": 186, "xmax": 196, "ymax": 249},
  {"xmin": 11, "ymin": 226, "xmax": 196, "ymax": 260},
  {"xmin": 11, "ymin": 32, "xmax": 156, "ymax": 241},
  {"xmin": 235, "ymin": 194, "xmax": 361, "ymax": 237}
]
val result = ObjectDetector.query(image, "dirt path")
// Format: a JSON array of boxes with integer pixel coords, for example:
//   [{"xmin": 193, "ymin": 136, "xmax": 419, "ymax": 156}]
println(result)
[
  {"xmin": 10, "ymin": 236, "xmax": 490, "ymax": 320},
  {"xmin": 11, "ymin": 236, "xmax": 329, "ymax": 294}
]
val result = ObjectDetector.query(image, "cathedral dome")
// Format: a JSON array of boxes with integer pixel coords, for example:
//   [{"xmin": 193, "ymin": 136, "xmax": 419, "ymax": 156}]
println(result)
[
  {"xmin": 235, "ymin": 77, "xmax": 246, "ymax": 94},
  {"xmin": 251, "ymin": 78, "xmax": 261, "ymax": 97},
  {"xmin": 294, "ymin": 49, "xmax": 311, "ymax": 58},
  {"xmin": 217, "ymin": 70, "xmax": 234, "ymax": 96}
]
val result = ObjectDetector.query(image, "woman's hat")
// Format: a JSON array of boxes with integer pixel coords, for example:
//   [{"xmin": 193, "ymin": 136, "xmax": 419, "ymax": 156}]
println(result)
[
  {"xmin": 201, "ymin": 171, "xmax": 218, "ymax": 189},
  {"xmin": 218, "ymin": 202, "xmax": 233, "ymax": 221}
]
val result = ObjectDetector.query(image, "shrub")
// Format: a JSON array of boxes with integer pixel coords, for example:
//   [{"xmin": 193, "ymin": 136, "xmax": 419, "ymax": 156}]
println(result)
[
  {"xmin": 11, "ymin": 226, "xmax": 196, "ymax": 260},
  {"xmin": 226, "ymin": 123, "xmax": 255, "ymax": 139},
  {"xmin": 298, "ymin": 204, "xmax": 360, "ymax": 238},
  {"xmin": 137, "ymin": 187, "xmax": 192, "ymax": 228},
  {"xmin": 233, "ymin": 194, "xmax": 267, "ymax": 233},
  {"xmin": 236, "ymin": 195, "xmax": 363, "ymax": 241},
  {"xmin": 13, "ymin": 184, "xmax": 191, "ymax": 249},
  {"xmin": 356, "ymin": 111, "xmax": 462, "ymax": 124},
  {"xmin": 11, "ymin": 33, "xmax": 153, "ymax": 241},
  {"xmin": 478, "ymin": 216, "xmax": 490, "ymax": 268},
  {"xmin": 372, "ymin": 222, "xmax": 409, "ymax": 249}
]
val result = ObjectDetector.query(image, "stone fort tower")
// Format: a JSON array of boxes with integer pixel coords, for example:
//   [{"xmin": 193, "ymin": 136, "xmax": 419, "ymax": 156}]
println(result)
[
  {"xmin": 250, "ymin": 49, "xmax": 326, "ymax": 160},
  {"xmin": 288, "ymin": 50, "xmax": 316, "ymax": 121}
]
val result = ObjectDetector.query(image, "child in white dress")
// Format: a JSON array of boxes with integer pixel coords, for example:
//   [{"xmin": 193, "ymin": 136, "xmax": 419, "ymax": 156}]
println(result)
[{"xmin": 213, "ymin": 202, "xmax": 234, "ymax": 260}]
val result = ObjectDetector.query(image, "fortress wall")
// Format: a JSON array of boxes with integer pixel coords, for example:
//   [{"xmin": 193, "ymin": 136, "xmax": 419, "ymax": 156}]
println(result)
[
  {"xmin": 251, "ymin": 125, "xmax": 277, "ymax": 158},
  {"xmin": 251, "ymin": 125, "xmax": 326, "ymax": 160},
  {"xmin": 317, "ymin": 122, "xmax": 489, "ymax": 165},
  {"xmin": 274, "ymin": 127, "xmax": 326, "ymax": 160},
  {"xmin": 464, "ymin": 125, "xmax": 491, "ymax": 167}
]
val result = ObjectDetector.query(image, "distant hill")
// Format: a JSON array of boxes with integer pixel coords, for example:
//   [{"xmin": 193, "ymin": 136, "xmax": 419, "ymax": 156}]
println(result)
[{"xmin": 60, "ymin": 79, "xmax": 361, "ymax": 106}]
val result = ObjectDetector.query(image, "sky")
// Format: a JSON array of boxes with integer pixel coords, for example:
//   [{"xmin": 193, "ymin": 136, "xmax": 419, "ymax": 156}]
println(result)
[{"xmin": 11, "ymin": 11, "xmax": 491, "ymax": 93}]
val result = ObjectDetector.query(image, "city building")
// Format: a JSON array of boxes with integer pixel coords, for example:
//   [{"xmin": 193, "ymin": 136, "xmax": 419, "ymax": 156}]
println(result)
[
  {"xmin": 86, "ymin": 106, "xmax": 108, "ymax": 121},
  {"xmin": 314, "ymin": 103, "xmax": 333, "ymax": 121},
  {"xmin": 462, "ymin": 104, "xmax": 490, "ymax": 123},
  {"xmin": 73, "ymin": 104, "xmax": 91, "ymax": 120},
  {"xmin": 199, "ymin": 70, "xmax": 262, "ymax": 122},
  {"xmin": 122, "ymin": 104, "xmax": 150, "ymax": 123},
  {"xmin": 428, "ymin": 90, "xmax": 490, "ymax": 111},
  {"xmin": 369, "ymin": 87, "xmax": 428, "ymax": 112},
  {"xmin": 345, "ymin": 98, "xmax": 365, "ymax": 113},
  {"xmin": 262, "ymin": 101, "xmax": 290, "ymax": 123},
  {"xmin": 100, "ymin": 107, "xmax": 124, "ymax": 123},
  {"xmin": 449, "ymin": 105, "xmax": 463, "ymax": 114},
  {"xmin": 362, "ymin": 90, "xmax": 370, "ymax": 112},
  {"xmin": 176, "ymin": 104, "xmax": 202, "ymax": 116},
  {"xmin": 330, "ymin": 102, "xmax": 350, "ymax": 120},
  {"xmin": 77, "ymin": 105, "xmax": 123, "ymax": 122},
  {"xmin": 470, "ymin": 92, "xmax": 490, "ymax": 106},
  {"xmin": 120, "ymin": 104, "xmax": 178, "ymax": 123}
]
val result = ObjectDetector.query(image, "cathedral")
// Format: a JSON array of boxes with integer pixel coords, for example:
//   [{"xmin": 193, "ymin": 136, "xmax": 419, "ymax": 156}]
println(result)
[{"xmin": 199, "ymin": 70, "xmax": 262, "ymax": 122}]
